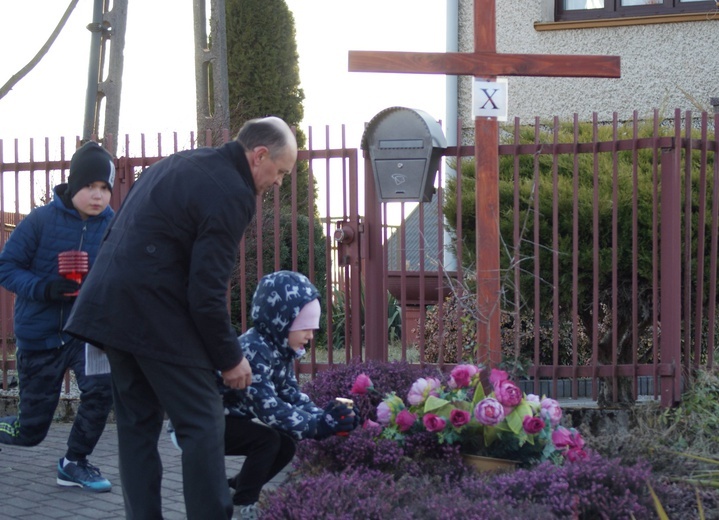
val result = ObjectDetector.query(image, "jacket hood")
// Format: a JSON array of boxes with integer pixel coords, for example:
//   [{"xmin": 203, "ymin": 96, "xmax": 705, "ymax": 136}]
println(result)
[{"xmin": 251, "ymin": 271, "xmax": 320, "ymax": 350}]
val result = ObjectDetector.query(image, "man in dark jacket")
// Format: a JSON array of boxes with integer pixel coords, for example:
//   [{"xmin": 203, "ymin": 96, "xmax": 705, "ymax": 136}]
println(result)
[{"xmin": 65, "ymin": 116, "xmax": 298, "ymax": 520}]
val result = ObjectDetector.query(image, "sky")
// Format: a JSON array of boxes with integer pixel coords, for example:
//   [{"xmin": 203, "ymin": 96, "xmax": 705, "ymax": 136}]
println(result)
[{"xmin": 0, "ymin": 1, "xmax": 448, "ymax": 153}]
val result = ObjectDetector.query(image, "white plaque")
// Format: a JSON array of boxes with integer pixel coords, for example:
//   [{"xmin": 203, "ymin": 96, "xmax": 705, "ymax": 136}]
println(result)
[{"xmin": 472, "ymin": 78, "xmax": 508, "ymax": 121}]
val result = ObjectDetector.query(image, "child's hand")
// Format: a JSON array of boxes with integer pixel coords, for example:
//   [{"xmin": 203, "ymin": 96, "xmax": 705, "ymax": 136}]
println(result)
[
  {"xmin": 44, "ymin": 279, "xmax": 80, "ymax": 301},
  {"xmin": 316, "ymin": 402, "xmax": 355, "ymax": 438}
]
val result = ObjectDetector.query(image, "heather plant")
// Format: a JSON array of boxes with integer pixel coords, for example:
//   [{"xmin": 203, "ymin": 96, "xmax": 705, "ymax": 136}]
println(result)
[
  {"xmin": 261, "ymin": 465, "xmax": 558, "ymax": 520},
  {"xmin": 261, "ymin": 446, "xmax": 694, "ymax": 519},
  {"xmin": 293, "ymin": 426, "xmax": 468, "ymax": 480},
  {"xmin": 489, "ymin": 453, "xmax": 654, "ymax": 518},
  {"xmin": 648, "ymin": 480, "xmax": 719, "ymax": 519},
  {"xmin": 292, "ymin": 427, "xmax": 409, "ymax": 476},
  {"xmin": 301, "ymin": 358, "xmax": 439, "ymax": 422}
]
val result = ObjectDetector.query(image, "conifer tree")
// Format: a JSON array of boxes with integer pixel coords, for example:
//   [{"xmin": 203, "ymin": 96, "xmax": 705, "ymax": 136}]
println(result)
[{"xmin": 225, "ymin": 0, "xmax": 326, "ymax": 332}]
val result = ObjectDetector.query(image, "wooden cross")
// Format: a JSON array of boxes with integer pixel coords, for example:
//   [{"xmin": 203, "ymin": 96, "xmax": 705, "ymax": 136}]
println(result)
[{"xmin": 349, "ymin": 0, "xmax": 620, "ymax": 366}]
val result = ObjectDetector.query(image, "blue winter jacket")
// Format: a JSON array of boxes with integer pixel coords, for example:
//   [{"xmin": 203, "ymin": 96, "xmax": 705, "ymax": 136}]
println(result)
[
  {"xmin": 220, "ymin": 271, "xmax": 325, "ymax": 441},
  {"xmin": 0, "ymin": 184, "xmax": 114, "ymax": 350}
]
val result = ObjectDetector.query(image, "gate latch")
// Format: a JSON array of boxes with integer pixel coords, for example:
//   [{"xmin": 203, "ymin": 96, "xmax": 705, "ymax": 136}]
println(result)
[{"xmin": 334, "ymin": 220, "xmax": 357, "ymax": 266}]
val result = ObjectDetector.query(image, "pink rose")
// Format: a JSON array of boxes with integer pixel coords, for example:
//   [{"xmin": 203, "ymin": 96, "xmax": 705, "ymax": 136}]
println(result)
[
  {"xmin": 351, "ymin": 373, "xmax": 373, "ymax": 395},
  {"xmin": 540, "ymin": 398, "xmax": 563, "ymax": 427},
  {"xmin": 526, "ymin": 394, "xmax": 540, "ymax": 404},
  {"xmin": 407, "ymin": 377, "xmax": 442, "ymax": 405},
  {"xmin": 522, "ymin": 415, "xmax": 545, "ymax": 435},
  {"xmin": 362, "ymin": 418, "xmax": 380, "ymax": 430},
  {"xmin": 566, "ymin": 448, "xmax": 588, "ymax": 462},
  {"xmin": 494, "ymin": 379, "xmax": 523, "ymax": 408},
  {"xmin": 377, "ymin": 402, "xmax": 392, "ymax": 426},
  {"xmin": 489, "ymin": 369, "xmax": 509, "ymax": 387},
  {"xmin": 395, "ymin": 410, "xmax": 417, "ymax": 432},
  {"xmin": 525, "ymin": 394, "xmax": 541, "ymax": 412},
  {"xmin": 474, "ymin": 398, "xmax": 505, "ymax": 426},
  {"xmin": 448, "ymin": 364, "xmax": 480, "ymax": 389},
  {"xmin": 552, "ymin": 426, "xmax": 585, "ymax": 451},
  {"xmin": 422, "ymin": 413, "xmax": 447, "ymax": 432},
  {"xmin": 449, "ymin": 408, "xmax": 471, "ymax": 428}
]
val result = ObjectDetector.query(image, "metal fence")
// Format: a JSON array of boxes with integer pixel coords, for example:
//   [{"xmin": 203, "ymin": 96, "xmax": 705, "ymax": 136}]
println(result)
[
  {"xmin": 0, "ymin": 110, "xmax": 717, "ymax": 407},
  {"xmin": 377, "ymin": 109, "xmax": 717, "ymax": 407}
]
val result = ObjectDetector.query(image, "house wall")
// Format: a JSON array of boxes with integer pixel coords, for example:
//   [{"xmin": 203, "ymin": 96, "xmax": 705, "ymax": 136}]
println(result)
[{"xmin": 456, "ymin": 0, "xmax": 718, "ymax": 137}]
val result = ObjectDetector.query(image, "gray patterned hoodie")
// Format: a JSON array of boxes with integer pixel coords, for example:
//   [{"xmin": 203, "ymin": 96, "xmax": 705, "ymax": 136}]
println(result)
[{"xmin": 220, "ymin": 271, "xmax": 324, "ymax": 440}]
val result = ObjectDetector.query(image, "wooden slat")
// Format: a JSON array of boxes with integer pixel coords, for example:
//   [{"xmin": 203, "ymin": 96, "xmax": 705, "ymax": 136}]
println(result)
[{"xmin": 348, "ymin": 51, "xmax": 621, "ymax": 78}]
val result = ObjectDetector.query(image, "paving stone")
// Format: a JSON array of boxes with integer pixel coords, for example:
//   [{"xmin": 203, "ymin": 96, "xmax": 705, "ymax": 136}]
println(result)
[{"xmin": 0, "ymin": 422, "xmax": 290, "ymax": 519}]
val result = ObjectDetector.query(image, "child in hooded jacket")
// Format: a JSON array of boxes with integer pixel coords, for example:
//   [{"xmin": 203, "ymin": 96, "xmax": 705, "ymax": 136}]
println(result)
[
  {"xmin": 0, "ymin": 141, "xmax": 116, "ymax": 492},
  {"xmin": 218, "ymin": 271, "xmax": 358, "ymax": 518}
]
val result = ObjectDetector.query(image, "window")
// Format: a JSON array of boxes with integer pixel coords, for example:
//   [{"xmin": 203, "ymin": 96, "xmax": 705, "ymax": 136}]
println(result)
[{"xmin": 557, "ymin": 0, "xmax": 716, "ymax": 22}]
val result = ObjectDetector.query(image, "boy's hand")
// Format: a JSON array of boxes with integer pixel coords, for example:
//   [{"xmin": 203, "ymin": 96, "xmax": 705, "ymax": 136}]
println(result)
[
  {"xmin": 222, "ymin": 358, "xmax": 252, "ymax": 389},
  {"xmin": 44, "ymin": 279, "xmax": 80, "ymax": 301}
]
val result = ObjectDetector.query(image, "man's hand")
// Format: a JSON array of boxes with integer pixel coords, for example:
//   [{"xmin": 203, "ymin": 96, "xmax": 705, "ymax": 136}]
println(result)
[{"xmin": 221, "ymin": 358, "xmax": 252, "ymax": 389}]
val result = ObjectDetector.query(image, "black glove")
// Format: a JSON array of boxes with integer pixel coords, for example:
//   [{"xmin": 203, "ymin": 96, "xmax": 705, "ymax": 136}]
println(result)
[
  {"xmin": 44, "ymin": 279, "xmax": 80, "ymax": 301},
  {"xmin": 316, "ymin": 402, "xmax": 355, "ymax": 439}
]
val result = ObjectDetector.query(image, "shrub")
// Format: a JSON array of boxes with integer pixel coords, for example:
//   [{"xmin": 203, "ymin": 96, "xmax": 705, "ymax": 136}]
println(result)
[
  {"xmin": 650, "ymin": 481, "xmax": 719, "ymax": 519},
  {"xmin": 261, "ymin": 465, "xmax": 557, "ymax": 520},
  {"xmin": 293, "ymin": 426, "xmax": 467, "ymax": 480},
  {"xmin": 301, "ymin": 359, "xmax": 440, "ymax": 422},
  {"xmin": 489, "ymin": 453, "xmax": 654, "ymax": 518},
  {"xmin": 263, "ymin": 447, "xmax": 686, "ymax": 519},
  {"xmin": 419, "ymin": 289, "xmax": 590, "ymax": 368},
  {"xmin": 587, "ymin": 369, "xmax": 719, "ymax": 474}
]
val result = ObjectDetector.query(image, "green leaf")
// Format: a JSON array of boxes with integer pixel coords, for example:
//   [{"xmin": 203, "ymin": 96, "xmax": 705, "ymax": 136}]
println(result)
[
  {"xmin": 452, "ymin": 400, "xmax": 472, "ymax": 412},
  {"xmin": 505, "ymin": 403, "xmax": 533, "ymax": 435},
  {"xmin": 484, "ymin": 426, "xmax": 498, "ymax": 446},
  {"xmin": 424, "ymin": 396, "xmax": 450, "ymax": 414},
  {"xmin": 646, "ymin": 481, "xmax": 669, "ymax": 520},
  {"xmin": 471, "ymin": 382, "xmax": 486, "ymax": 410}
]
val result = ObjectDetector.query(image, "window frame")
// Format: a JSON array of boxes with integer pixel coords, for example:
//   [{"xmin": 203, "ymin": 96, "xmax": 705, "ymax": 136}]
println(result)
[{"xmin": 556, "ymin": 0, "xmax": 717, "ymax": 22}]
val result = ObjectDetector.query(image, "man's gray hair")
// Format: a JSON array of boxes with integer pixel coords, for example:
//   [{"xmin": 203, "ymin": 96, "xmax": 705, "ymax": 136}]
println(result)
[{"xmin": 236, "ymin": 117, "xmax": 293, "ymax": 159}]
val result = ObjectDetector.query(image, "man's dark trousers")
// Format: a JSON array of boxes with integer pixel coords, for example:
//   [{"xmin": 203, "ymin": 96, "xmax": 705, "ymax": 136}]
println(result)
[{"xmin": 105, "ymin": 347, "xmax": 233, "ymax": 520}]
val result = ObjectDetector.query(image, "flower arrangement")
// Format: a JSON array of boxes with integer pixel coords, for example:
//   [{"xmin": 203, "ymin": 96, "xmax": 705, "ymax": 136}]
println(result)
[{"xmin": 351, "ymin": 364, "xmax": 586, "ymax": 467}]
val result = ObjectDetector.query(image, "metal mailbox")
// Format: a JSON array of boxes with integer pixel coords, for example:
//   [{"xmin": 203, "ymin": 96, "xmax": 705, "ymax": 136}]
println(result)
[{"xmin": 361, "ymin": 107, "xmax": 447, "ymax": 203}]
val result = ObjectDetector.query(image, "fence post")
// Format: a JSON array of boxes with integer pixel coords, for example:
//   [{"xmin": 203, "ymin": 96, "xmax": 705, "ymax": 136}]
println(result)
[
  {"xmin": 363, "ymin": 154, "xmax": 387, "ymax": 360},
  {"xmin": 659, "ymin": 145, "xmax": 682, "ymax": 407}
]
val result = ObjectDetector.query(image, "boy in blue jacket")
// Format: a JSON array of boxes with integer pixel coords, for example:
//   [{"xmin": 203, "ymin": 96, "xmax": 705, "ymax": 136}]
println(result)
[
  {"xmin": 173, "ymin": 271, "xmax": 358, "ymax": 519},
  {"xmin": 0, "ymin": 141, "xmax": 115, "ymax": 492}
]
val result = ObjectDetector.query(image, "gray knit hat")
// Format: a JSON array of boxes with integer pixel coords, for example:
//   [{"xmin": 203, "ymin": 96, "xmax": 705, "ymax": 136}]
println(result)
[{"xmin": 68, "ymin": 142, "xmax": 115, "ymax": 197}]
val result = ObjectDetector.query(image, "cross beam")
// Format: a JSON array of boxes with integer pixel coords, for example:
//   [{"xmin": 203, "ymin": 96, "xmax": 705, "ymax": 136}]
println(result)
[
  {"xmin": 350, "ymin": 0, "xmax": 620, "ymax": 366},
  {"xmin": 349, "ymin": 51, "xmax": 620, "ymax": 78}
]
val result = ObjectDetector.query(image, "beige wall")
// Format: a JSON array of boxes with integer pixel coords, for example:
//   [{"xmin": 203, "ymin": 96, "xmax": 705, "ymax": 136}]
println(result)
[{"xmin": 456, "ymin": 0, "xmax": 718, "ymax": 134}]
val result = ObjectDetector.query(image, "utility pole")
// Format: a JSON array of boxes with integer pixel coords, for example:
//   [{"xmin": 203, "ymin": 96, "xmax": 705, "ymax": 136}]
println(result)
[
  {"xmin": 193, "ymin": 0, "xmax": 230, "ymax": 145},
  {"xmin": 82, "ymin": 0, "xmax": 127, "ymax": 155},
  {"xmin": 83, "ymin": 1, "xmax": 228, "ymax": 150}
]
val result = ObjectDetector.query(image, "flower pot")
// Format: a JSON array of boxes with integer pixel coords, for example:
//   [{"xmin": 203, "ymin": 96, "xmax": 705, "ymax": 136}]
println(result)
[{"xmin": 461, "ymin": 453, "xmax": 517, "ymax": 473}]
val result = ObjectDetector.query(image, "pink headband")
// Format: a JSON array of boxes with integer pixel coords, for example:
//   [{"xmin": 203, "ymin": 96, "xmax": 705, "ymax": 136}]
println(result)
[{"xmin": 289, "ymin": 299, "xmax": 321, "ymax": 331}]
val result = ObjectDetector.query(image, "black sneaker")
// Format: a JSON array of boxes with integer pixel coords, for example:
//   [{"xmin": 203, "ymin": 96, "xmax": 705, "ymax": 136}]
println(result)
[{"xmin": 57, "ymin": 458, "xmax": 112, "ymax": 492}]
